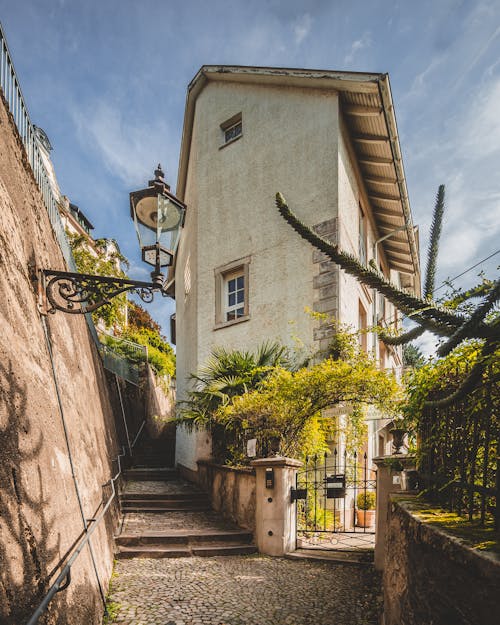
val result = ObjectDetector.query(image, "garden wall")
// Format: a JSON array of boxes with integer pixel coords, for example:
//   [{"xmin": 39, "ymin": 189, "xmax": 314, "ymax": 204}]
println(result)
[
  {"xmin": 383, "ymin": 497, "xmax": 500, "ymax": 625},
  {"xmin": 195, "ymin": 461, "xmax": 256, "ymax": 531},
  {"xmin": 0, "ymin": 92, "xmax": 120, "ymax": 625}
]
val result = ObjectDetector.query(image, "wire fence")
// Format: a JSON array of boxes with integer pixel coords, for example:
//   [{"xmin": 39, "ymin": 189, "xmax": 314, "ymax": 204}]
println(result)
[{"xmin": 419, "ymin": 367, "xmax": 499, "ymax": 530}]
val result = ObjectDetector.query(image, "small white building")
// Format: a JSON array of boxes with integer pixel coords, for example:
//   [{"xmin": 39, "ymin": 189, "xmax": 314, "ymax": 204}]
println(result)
[{"xmin": 173, "ymin": 66, "xmax": 421, "ymax": 474}]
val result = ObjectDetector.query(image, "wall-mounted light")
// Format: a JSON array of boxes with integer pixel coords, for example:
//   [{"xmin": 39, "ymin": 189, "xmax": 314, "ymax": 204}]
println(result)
[{"xmin": 33, "ymin": 165, "xmax": 184, "ymax": 315}]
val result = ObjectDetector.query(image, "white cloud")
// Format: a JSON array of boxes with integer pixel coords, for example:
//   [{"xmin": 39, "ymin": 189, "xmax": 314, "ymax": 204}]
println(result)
[
  {"xmin": 293, "ymin": 13, "xmax": 313, "ymax": 45},
  {"xmin": 463, "ymin": 78, "xmax": 500, "ymax": 158},
  {"xmin": 71, "ymin": 101, "xmax": 178, "ymax": 189},
  {"xmin": 343, "ymin": 31, "xmax": 371, "ymax": 65},
  {"xmin": 415, "ymin": 330, "xmax": 441, "ymax": 359}
]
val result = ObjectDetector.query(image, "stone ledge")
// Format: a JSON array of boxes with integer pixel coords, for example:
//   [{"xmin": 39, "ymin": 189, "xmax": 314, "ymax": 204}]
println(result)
[
  {"xmin": 197, "ymin": 460, "xmax": 255, "ymax": 475},
  {"xmin": 251, "ymin": 456, "xmax": 303, "ymax": 468},
  {"xmin": 391, "ymin": 496, "xmax": 500, "ymax": 570}
]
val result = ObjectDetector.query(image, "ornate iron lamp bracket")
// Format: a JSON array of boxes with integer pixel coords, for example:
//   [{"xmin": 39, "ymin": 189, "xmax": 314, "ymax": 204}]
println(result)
[{"xmin": 35, "ymin": 269, "xmax": 168, "ymax": 315}]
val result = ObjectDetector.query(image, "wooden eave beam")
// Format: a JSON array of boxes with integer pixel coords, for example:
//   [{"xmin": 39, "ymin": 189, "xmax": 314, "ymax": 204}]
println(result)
[
  {"xmin": 358, "ymin": 155, "xmax": 393, "ymax": 166},
  {"xmin": 385, "ymin": 249, "xmax": 413, "ymax": 261},
  {"xmin": 353, "ymin": 133, "xmax": 389, "ymax": 144},
  {"xmin": 390, "ymin": 260, "xmax": 415, "ymax": 271},
  {"xmin": 371, "ymin": 205, "xmax": 403, "ymax": 217},
  {"xmin": 369, "ymin": 192, "xmax": 402, "ymax": 204},
  {"xmin": 365, "ymin": 174, "xmax": 398, "ymax": 186},
  {"xmin": 384, "ymin": 240, "xmax": 411, "ymax": 250},
  {"xmin": 344, "ymin": 104, "xmax": 383, "ymax": 117}
]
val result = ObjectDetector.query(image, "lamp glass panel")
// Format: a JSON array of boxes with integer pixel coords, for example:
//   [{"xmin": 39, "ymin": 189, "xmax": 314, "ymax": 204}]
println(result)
[{"xmin": 133, "ymin": 193, "xmax": 183, "ymax": 252}]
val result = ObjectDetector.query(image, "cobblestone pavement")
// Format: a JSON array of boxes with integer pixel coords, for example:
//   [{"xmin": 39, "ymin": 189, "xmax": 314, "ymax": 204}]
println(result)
[{"xmin": 105, "ymin": 555, "xmax": 381, "ymax": 625}]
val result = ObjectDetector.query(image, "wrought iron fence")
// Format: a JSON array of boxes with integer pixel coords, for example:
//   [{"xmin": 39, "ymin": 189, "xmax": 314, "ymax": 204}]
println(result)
[{"xmin": 419, "ymin": 368, "xmax": 499, "ymax": 530}]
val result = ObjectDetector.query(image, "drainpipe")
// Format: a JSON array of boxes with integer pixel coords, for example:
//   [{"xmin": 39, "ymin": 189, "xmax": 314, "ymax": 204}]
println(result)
[{"xmin": 372, "ymin": 226, "xmax": 408, "ymax": 359}]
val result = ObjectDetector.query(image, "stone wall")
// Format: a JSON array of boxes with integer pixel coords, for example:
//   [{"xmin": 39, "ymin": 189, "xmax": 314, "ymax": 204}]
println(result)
[
  {"xmin": 383, "ymin": 498, "xmax": 500, "ymax": 625},
  {"xmin": 196, "ymin": 461, "xmax": 256, "ymax": 531},
  {"xmin": 0, "ymin": 93, "xmax": 120, "ymax": 624}
]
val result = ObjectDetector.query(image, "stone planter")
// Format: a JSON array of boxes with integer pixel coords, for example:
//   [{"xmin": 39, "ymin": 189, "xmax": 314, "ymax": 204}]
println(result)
[{"xmin": 356, "ymin": 509, "xmax": 375, "ymax": 527}]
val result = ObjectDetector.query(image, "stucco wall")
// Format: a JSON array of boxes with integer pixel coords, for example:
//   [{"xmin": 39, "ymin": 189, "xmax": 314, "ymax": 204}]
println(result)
[
  {"xmin": 383, "ymin": 498, "xmax": 500, "ymax": 625},
  {"xmin": 0, "ymin": 94, "xmax": 120, "ymax": 625},
  {"xmin": 175, "ymin": 81, "xmax": 340, "ymax": 470},
  {"xmin": 197, "ymin": 461, "xmax": 256, "ymax": 531}
]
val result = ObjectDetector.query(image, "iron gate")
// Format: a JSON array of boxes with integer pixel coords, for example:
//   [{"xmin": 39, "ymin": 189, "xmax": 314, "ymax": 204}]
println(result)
[{"xmin": 292, "ymin": 450, "xmax": 376, "ymax": 551}]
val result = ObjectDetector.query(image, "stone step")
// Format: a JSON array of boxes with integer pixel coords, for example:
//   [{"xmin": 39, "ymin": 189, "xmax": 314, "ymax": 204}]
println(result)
[
  {"xmin": 120, "ymin": 505, "xmax": 212, "ymax": 513},
  {"xmin": 120, "ymin": 493, "xmax": 207, "ymax": 502},
  {"xmin": 116, "ymin": 542, "xmax": 257, "ymax": 559},
  {"xmin": 124, "ymin": 468, "xmax": 177, "ymax": 481},
  {"xmin": 117, "ymin": 545, "xmax": 191, "ymax": 559},
  {"xmin": 286, "ymin": 548, "xmax": 374, "ymax": 565},
  {"xmin": 192, "ymin": 544, "xmax": 257, "ymax": 557},
  {"xmin": 116, "ymin": 530, "xmax": 254, "ymax": 547}
]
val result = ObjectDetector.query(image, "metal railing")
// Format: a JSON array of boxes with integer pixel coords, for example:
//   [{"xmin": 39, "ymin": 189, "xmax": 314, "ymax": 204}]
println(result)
[
  {"xmin": 0, "ymin": 21, "xmax": 101, "ymax": 348},
  {"xmin": 25, "ymin": 447, "xmax": 126, "ymax": 625},
  {"xmin": 419, "ymin": 366, "xmax": 499, "ymax": 530}
]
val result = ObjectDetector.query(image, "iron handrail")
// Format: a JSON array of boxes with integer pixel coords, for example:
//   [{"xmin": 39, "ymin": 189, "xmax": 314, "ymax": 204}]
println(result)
[
  {"xmin": 97, "ymin": 329, "xmax": 148, "ymax": 360},
  {"xmin": 131, "ymin": 420, "xmax": 146, "ymax": 449},
  {"xmin": 25, "ymin": 447, "xmax": 126, "ymax": 625}
]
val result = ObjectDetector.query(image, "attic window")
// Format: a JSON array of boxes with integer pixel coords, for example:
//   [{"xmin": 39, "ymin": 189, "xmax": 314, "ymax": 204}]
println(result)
[{"xmin": 220, "ymin": 113, "xmax": 242, "ymax": 147}]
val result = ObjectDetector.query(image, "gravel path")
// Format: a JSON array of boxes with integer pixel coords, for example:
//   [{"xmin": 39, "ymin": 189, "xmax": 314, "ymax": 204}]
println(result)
[{"xmin": 105, "ymin": 555, "xmax": 381, "ymax": 625}]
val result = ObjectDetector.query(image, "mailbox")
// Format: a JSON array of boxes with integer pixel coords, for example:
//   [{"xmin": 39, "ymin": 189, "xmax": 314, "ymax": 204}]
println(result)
[
  {"xmin": 326, "ymin": 474, "xmax": 346, "ymax": 498},
  {"xmin": 265, "ymin": 468, "xmax": 274, "ymax": 489}
]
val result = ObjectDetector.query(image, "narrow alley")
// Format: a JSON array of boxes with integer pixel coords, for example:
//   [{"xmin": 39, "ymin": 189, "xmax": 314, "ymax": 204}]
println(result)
[{"xmin": 105, "ymin": 470, "xmax": 381, "ymax": 625}]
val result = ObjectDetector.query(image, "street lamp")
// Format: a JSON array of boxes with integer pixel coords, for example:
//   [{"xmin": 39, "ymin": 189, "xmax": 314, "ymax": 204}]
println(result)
[
  {"xmin": 130, "ymin": 164, "xmax": 185, "ymax": 289},
  {"xmin": 33, "ymin": 165, "xmax": 184, "ymax": 315}
]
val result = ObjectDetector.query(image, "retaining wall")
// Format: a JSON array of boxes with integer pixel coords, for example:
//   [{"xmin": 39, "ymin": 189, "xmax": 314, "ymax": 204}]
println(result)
[
  {"xmin": 195, "ymin": 461, "xmax": 256, "ymax": 531},
  {"xmin": 0, "ymin": 92, "xmax": 120, "ymax": 625},
  {"xmin": 383, "ymin": 497, "xmax": 500, "ymax": 625}
]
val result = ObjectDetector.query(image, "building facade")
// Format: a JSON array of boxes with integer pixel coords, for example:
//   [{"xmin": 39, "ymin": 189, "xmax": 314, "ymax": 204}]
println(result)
[{"xmin": 174, "ymin": 66, "xmax": 421, "ymax": 472}]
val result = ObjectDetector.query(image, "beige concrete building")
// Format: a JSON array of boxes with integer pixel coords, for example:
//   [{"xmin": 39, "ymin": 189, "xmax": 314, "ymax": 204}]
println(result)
[{"xmin": 174, "ymin": 66, "xmax": 420, "ymax": 472}]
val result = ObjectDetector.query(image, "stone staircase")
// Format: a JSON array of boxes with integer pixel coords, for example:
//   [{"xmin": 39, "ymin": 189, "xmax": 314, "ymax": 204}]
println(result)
[{"xmin": 116, "ymin": 468, "xmax": 257, "ymax": 559}]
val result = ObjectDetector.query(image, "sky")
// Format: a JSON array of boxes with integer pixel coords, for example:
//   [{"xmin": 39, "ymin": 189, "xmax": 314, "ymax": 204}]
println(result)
[{"xmin": 0, "ymin": 0, "xmax": 499, "ymax": 354}]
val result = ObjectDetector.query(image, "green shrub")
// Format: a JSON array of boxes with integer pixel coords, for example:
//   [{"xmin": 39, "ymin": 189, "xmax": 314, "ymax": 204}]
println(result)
[{"xmin": 356, "ymin": 491, "xmax": 376, "ymax": 510}]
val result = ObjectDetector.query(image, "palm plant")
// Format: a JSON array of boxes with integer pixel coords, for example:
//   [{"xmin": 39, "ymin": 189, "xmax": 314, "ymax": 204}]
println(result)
[{"xmin": 179, "ymin": 341, "xmax": 290, "ymax": 427}]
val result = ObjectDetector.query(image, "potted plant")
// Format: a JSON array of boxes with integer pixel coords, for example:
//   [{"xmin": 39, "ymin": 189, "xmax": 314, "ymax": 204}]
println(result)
[{"xmin": 356, "ymin": 491, "xmax": 376, "ymax": 527}]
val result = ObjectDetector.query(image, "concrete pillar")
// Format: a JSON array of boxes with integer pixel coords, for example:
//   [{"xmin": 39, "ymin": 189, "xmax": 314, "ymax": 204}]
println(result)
[
  {"xmin": 250, "ymin": 457, "xmax": 302, "ymax": 556},
  {"xmin": 373, "ymin": 454, "xmax": 416, "ymax": 570}
]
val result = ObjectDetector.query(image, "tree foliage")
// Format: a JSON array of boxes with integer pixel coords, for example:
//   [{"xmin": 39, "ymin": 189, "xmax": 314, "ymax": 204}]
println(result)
[
  {"xmin": 68, "ymin": 233, "xmax": 128, "ymax": 329},
  {"xmin": 128, "ymin": 301, "xmax": 163, "ymax": 334},
  {"xmin": 69, "ymin": 232, "xmax": 175, "ymax": 376},
  {"xmin": 180, "ymin": 335, "xmax": 399, "ymax": 465},
  {"xmin": 274, "ymin": 190, "xmax": 500, "ymax": 407}
]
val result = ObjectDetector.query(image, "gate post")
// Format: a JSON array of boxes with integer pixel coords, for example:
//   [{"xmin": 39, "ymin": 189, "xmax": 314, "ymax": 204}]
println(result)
[
  {"xmin": 373, "ymin": 454, "xmax": 416, "ymax": 570},
  {"xmin": 250, "ymin": 457, "xmax": 302, "ymax": 556}
]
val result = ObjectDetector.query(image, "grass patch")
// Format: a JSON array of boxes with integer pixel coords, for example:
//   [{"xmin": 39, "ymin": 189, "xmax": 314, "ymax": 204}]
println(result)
[
  {"xmin": 103, "ymin": 601, "xmax": 120, "ymax": 625},
  {"xmin": 398, "ymin": 498, "xmax": 499, "ymax": 555}
]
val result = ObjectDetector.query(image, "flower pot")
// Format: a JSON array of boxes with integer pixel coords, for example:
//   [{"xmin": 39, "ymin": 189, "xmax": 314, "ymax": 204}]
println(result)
[{"xmin": 355, "ymin": 509, "xmax": 375, "ymax": 528}]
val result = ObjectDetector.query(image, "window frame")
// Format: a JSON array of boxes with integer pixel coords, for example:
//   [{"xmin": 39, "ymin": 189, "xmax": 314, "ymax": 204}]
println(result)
[
  {"xmin": 214, "ymin": 257, "xmax": 250, "ymax": 329},
  {"xmin": 219, "ymin": 112, "xmax": 243, "ymax": 149}
]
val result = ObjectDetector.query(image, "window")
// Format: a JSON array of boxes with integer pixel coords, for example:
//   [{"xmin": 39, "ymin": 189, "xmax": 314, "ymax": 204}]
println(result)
[
  {"xmin": 358, "ymin": 300, "xmax": 368, "ymax": 352},
  {"xmin": 214, "ymin": 257, "xmax": 250, "ymax": 328},
  {"xmin": 225, "ymin": 272, "xmax": 245, "ymax": 321},
  {"xmin": 359, "ymin": 205, "xmax": 367, "ymax": 266},
  {"xmin": 220, "ymin": 113, "xmax": 242, "ymax": 147}
]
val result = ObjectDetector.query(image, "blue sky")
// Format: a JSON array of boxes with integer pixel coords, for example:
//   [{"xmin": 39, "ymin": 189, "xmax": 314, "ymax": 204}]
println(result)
[{"xmin": 1, "ymin": 0, "xmax": 499, "ymax": 353}]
